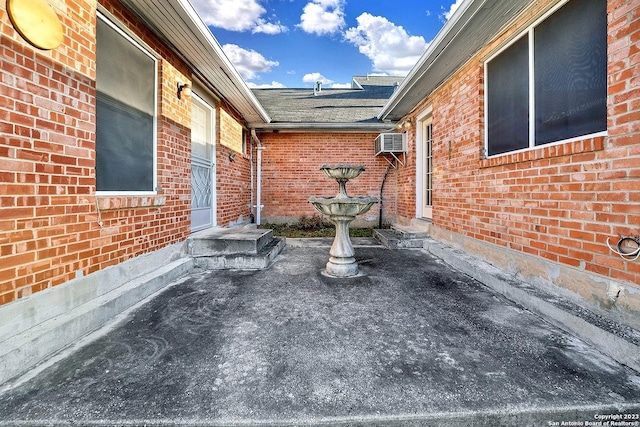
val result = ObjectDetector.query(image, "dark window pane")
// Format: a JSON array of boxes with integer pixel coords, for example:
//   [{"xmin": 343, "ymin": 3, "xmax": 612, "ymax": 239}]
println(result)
[
  {"xmin": 96, "ymin": 18, "xmax": 155, "ymax": 192},
  {"xmin": 534, "ymin": 0, "xmax": 607, "ymax": 145},
  {"xmin": 487, "ymin": 36, "xmax": 530, "ymax": 156},
  {"xmin": 96, "ymin": 94, "xmax": 154, "ymax": 192}
]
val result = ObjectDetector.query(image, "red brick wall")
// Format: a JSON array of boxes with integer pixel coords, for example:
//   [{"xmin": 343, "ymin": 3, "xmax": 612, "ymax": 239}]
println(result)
[
  {"xmin": 0, "ymin": 0, "xmax": 194, "ymax": 305},
  {"xmin": 217, "ymin": 104, "xmax": 252, "ymax": 226},
  {"xmin": 255, "ymin": 132, "xmax": 397, "ymax": 226},
  {"xmin": 399, "ymin": 0, "xmax": 640, "ymax": 286}
]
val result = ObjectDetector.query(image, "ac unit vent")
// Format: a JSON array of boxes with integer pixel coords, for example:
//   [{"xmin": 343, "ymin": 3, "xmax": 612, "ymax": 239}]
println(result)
[{"xmin": 375, "ymin": 133, "xmax": 407, "ymax": 156}]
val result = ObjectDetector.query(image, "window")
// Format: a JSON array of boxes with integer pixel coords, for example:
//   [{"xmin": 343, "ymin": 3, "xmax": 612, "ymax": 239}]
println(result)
[
  {"xmin": 485, "ymin": 0, "xmax": 607, "ymax": 157},
  {"xmin": 95, "ymin": 15, "xmax": 157, "ymax": 192}
]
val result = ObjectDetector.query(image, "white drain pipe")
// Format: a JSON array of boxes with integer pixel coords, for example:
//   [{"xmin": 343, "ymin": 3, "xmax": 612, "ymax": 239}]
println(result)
[{"xmin": 251, "ymin": 130, "xmax": 264, "ymax": 225}]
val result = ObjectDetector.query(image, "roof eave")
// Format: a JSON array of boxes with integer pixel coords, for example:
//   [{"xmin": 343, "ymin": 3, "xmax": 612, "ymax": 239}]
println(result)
[
  {"xmin": 378, "ymin": 0, "xmax": 536, "ymax": 121},
  {"xmin": 120, "ymin": 0, "xmax": 271, "ymax": 124}
]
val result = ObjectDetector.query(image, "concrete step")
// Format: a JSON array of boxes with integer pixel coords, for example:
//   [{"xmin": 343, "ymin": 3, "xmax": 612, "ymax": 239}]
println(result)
[
  {"xmin": 193, "ymin": 236, "xmax": 286, "ymax": 270},
  {"xmin": 373, "ymin": 228, "xmax": 426, "ymax": 249},
  {"xmin": 391, "ymin": 223, "xmax": 430, "ymax": 238},
  {"xmin": 187, "ymin": 227, "xmax": 286, "ymax": 270},
  {"xmin": 186, "ymin": 228, "xmax": 275, "ymax": 256}
]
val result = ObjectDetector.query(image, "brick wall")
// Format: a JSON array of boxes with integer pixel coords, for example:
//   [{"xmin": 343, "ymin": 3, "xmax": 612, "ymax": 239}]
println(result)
[
  {"xmin": 398, "ymin": 0, "xmax": 639, "ymax": 288},
  {"xmin": 219, "ymin": 107, "xmax": 244, "ymax": 154},
  {"xmin": 0, "ymin": 0, "xmax": 194, "ymax": 305},
  {"xmin": 216, "ymin": 104, "xmax": 252, "ymax": 226},
  {"xmin": 255, "ymin": 132, "xmax": 397, "ymax": 226}
]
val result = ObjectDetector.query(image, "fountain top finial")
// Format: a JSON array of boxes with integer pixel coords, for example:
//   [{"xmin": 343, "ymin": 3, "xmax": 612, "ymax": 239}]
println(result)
[{"xmin": 320, "ymin": 164, "xmax": 365, "ymax": 180}]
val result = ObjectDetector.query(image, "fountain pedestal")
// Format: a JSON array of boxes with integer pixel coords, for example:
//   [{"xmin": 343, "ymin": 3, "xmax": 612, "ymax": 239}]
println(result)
[{"xmin": 309, "ymin": 165, "xmax": 378, "ymax": 277}]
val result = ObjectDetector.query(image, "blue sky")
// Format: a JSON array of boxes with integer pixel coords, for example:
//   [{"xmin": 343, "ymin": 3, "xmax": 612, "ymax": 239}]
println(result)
[{"xmin": 189, "ymin": 0, "xmax": 463, "ymax": 88}]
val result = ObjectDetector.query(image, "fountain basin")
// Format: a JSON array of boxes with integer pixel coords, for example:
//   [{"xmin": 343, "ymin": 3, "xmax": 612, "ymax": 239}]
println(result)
[
  {"xmin": 320, "ymin": 164, "xmax": 365, "ymax": 180},
  {"xmin": 309, "ymin": 196, "xmax": 378, "ymax": 218}
]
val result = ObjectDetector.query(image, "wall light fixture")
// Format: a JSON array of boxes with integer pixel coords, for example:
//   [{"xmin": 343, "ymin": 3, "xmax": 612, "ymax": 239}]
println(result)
[{"xmin": 177, "ymin": 82, "xmax": 190, "ymax": 99}]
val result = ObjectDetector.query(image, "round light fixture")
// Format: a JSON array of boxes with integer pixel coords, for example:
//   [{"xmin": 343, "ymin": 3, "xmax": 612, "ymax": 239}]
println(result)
[{"xmin": 7, "ymin": 0, "xmax": 63, "ymax": 50}]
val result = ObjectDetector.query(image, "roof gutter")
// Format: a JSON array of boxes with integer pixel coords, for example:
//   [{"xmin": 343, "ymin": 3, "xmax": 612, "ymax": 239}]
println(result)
[{"xmin": 377, "ymin": 0, "xmax": 485, "ymax": 120}]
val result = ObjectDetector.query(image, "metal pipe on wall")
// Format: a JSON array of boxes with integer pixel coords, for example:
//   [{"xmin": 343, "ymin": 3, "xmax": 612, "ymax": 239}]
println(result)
[{"xmin": 251, "ymin": 130, "xmax": 264, "ymax": 225}]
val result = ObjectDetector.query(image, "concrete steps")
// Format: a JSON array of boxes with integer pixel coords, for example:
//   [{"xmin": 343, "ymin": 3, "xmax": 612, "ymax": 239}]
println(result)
[
  {"xmin": 374, "ymin": 224, "xmax": 429, "ymax": 249},
  {"xmin": 186, "ymin": 227, "xmax": 285, "ymax": 270}
]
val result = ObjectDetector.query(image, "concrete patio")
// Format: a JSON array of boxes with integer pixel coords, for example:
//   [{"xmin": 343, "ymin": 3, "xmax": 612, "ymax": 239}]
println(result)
[{"xmin": 0, "ymin": 240, "xmax": 639, "ymax": 426}]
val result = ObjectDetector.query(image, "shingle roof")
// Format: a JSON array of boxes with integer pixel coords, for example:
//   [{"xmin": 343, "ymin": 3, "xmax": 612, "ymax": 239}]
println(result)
[
  {"xmin": 251, "ymin": 76, "xmax": 403, "ymax": 130},
  {"xmin": 352, "ymin": 75, "xmax": 404, "ymax": 89}
]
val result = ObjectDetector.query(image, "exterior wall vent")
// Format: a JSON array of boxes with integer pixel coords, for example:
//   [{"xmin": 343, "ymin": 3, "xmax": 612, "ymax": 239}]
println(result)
[{"xmin": 374, "ymin": 132, "xmax": 407, "ymax": 167}]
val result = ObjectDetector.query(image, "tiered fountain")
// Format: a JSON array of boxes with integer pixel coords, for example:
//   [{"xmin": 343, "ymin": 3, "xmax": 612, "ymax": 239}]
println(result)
[{"xmin": 309, "ymin": 165, "xmax": 378, "ymax": 277}]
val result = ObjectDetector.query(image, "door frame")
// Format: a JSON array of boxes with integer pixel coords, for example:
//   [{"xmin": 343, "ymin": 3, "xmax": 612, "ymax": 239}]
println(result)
[
  {"xmin": 190, "ymin": 92, "xmax": 216, "ymax": 232},
  {"xmin": 415, "ymin": 106, "xmax": 433, "ymax": 221}
]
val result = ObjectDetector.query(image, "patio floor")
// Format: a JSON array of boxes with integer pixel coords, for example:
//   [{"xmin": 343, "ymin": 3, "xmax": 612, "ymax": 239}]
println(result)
[{"xmin": 0, "ymin": 242, "xmax": 639, "ymax": 426}]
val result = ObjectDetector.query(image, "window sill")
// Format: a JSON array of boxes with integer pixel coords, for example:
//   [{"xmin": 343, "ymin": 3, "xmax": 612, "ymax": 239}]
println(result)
[
  {"xmin": 480, "ymin": 135, "xmax": 605, "ymax": 169},
  {"xmin": 96, "ymin": 195, "xmax": 166, "ymax": 211}
]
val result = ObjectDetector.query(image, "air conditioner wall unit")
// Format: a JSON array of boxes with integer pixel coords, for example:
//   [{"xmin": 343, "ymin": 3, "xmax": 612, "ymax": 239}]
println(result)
[{"xmin": 374, "ymin": 132, "xmax": 407, "ymax": 156}]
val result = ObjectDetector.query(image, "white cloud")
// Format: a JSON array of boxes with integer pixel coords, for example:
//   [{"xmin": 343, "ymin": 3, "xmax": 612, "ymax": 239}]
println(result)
[
  {"xmin": 247, "ymin": 81, "xmax": 287, "ymax": 88},
  {"xmin": 344, "ymin": 13, "xmax": 427, "ymax": 76},
  {"xmin": 298, "ymin": 0, "xmax": 346, "ymax": 35},
  {"xmin": 440, "ymin": 0, "xmax": 464, "ymax": 22},
  {"xmin": 329, "ymin": 82, "xmax": 351, "ymax": 89},
  {"xmin": 222, "ymin": 44, "xmax": 279, "ymax": 80},
  {"xmin": 302, "ymin": 72, "xmax": 334, "ymax": 84},
  {"xmin": 191, "ymin": 0, "xmax": 287, "ymax": 34},
  {"xmin": 253, "ymin": 21, "xmax": 288, "ymax": 35}
]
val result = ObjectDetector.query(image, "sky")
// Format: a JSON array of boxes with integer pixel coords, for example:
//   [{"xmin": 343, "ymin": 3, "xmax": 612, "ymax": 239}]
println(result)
[{"xmin": 189, "ymin": 0, "xmax": 464, "ymax": 88}]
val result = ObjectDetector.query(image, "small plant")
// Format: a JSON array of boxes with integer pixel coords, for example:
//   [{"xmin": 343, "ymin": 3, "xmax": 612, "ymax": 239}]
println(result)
[
  {"xmin": 260, "ymin": 214, "xmax": 374, "ymax": 238},
  {"xmin": 295, "ymin": 214, "xmax": 331, "ymax": 230}
]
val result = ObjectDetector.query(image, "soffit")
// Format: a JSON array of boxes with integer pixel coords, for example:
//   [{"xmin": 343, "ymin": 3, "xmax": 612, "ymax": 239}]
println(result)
[
  {"xmin": 379, "ymin": 0, "xmax": 536, "ymax": 121},
  {"xmin": 120, "ymin": 0, "xmax": 270, "ymax": 125}
]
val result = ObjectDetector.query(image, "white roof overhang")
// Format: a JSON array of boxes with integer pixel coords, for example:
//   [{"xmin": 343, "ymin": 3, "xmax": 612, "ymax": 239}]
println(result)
[
  {"xmin": 378, "ymin": 0, "xmax": 536, "ymax": 121},
  {"xmin": 120, "ymin": 0, "xmax": 271, "ymax": 126}
]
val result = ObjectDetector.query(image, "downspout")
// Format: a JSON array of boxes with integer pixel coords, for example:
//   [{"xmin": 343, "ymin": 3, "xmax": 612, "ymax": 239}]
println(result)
[
  {"xmin": 249, "ymin": 132, "xmax": 255, "ymax": 223},
  {"xmin": 251, "ymin": 130, "xmax": 264, "ymax": 225}
]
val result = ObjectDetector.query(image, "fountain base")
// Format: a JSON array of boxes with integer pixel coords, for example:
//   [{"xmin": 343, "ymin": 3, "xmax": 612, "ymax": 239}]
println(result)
[
  {"xmin": 324, "ymin": 257, "xmax": 360, "ymax": 277},
  {"xmin": 325, "ymin": 214, "xmax": 360, "ymax": 277}
]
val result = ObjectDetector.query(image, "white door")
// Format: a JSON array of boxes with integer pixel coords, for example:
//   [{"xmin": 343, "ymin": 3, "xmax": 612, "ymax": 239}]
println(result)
[
  {"xmin": 421, "ymin": 118, "xmax": 433, "ymax": 220},
  {"xmin": 190, "ymin": 95, "xmax": 216, "ymax": 231}
]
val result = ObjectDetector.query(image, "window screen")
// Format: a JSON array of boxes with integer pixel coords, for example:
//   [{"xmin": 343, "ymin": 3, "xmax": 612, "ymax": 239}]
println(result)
[
  {"xmin": 534, "ymin": 0, "xmax": 607, "ymax": 145},
  {"xmin": 96, "ymin": 17, "xmax": 156, "ymax": 192},
  {"xmin": 486, "ymin": 36, "xmax": 530, "ymax": 156},
  {"xmin": 486, "ymin": 0, "xmax": 607, "ymax": 157}
]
